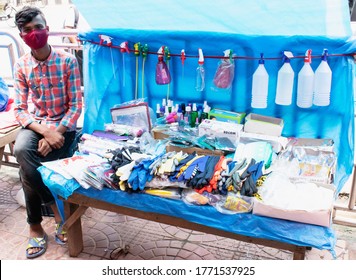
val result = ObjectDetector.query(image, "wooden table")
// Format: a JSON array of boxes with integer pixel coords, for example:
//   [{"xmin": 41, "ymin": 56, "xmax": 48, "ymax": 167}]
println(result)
[
  {"xmin": 62, "ymin": 192, "xmax": 308, "ymax": 260},
  {"xmin": 0, "ymin": 126, "xmax": 20, "ymax": 168}
]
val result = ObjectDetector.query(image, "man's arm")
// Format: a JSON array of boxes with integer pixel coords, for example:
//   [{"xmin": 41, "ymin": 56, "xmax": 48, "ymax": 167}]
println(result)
[{"xmin": 59, "ymin": 57, "xmax": 83, "ymax": 130}]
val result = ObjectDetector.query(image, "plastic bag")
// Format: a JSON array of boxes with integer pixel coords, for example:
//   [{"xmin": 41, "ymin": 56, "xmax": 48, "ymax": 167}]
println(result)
[
  {"xmin": 213, "ymin": 50, "xmax": 235, "ymax": 90},
  {"xmin": 0, "ymin": 77, "xmax": 9, "ymax": 112},
  {"xmin": 214, "ymin": 193, "xmax": 253, "ymax": 214}
]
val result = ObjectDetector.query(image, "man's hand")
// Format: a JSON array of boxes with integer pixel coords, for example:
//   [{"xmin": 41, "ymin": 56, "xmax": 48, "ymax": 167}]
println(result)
[
  {"xmin": 38, "ymin": 138, "xmax": 53, "ymax": 157},
  {"xmin": 43, "ymin": 130, "xmax": 65, "ymax": 149}
]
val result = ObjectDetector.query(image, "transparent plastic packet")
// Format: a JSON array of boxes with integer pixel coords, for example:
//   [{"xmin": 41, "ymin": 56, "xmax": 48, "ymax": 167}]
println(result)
[
  {"xmin": 181, "ymin": 189, "xmax": 222, "ymax": 206},
  {"xmin": 212, "ymin": 49, "xmax": 235, "ymax": 92},
  {"xmin": 214, "ymin": 193, "xmax": 254, "ymax": 214}
]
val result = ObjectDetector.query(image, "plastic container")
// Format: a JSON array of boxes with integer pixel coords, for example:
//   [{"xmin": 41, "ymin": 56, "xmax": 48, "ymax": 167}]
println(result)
[
  {"xmin": 190, "ymin": 103, "xmax": 198, "ymax": 127},
  {"xmin": 195, "ymin": 48, "xmax": 205, "ymax": 91},
  {"xmin": 200, "ymin": 106, "xmax": 210, "ymax": 123},
  {"xmin": 297, "ymin": 49, "xmax": 314, "ymax": 108},
  {"xmin": 185, "ymin": 105, "xmax": 192, "ymax": 126},
  {"xmin": 313, "ymin": 49, "xmax": 332, "ymax": 106},
  {"xmin": 251, "ymin": 53, "xmax": 269, "ymax": 109},
  {"xmin": 275, "ymin": 51, "xmax": 294, "ymax": 106}
]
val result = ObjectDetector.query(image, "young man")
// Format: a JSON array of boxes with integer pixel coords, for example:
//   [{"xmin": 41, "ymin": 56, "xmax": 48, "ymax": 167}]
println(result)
[{"xmin": 13, "ymin": 6, "xmax": 82, "ymax": 259}]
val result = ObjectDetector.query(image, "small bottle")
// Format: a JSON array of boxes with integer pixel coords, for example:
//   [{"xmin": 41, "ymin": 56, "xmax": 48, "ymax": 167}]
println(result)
[
  {"xmin": 251, "ymin": 53, "xmax": 269, "ymax": 108},
  {"xmin": 200, "ymin": 106, "xmax": 210, "ymax": 122},
  {"xmin": 185, "ymin": 105, "xmax": 192, "ymax": 126},
  {"xmin": 195, "ymin": 48, "xmax": 205, "ymax": 91},
  {"xmin": 176, "ymin": 105, "xmax": 183, "ymax": 125},
  {"xmin": 297, "ymin": 49, "xmax": 314, "ymax": 108},
  {"xmin": 275, "ymin": 51, "xmax": 294, "ymax": 106},
  {"xmin": 156, "ymin": 104, "xmax": 162, "ymax": 118},
  {"xmin": 190, "ymin": 103, "xmax": 198, "ymax": 127},
  {"xmin": 313, "ymin": 49, "xmax": 332, "ymax": 106}
]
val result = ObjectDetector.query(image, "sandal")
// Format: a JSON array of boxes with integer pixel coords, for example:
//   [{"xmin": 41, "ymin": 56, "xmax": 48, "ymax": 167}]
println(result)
[
  {"xmin": 26, "ymin": 233, "xmax": 48, "ymax": 259},
  {"xmin": 55, "ymin": 222, "xmax": 67, "ymax": 245}
]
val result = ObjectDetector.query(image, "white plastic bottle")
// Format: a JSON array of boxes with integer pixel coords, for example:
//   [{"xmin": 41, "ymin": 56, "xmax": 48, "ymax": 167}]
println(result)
[
  {"xmin": 275, "ymin": 51, "xmax": 294, "ymax": 106},
  {"xmin": 251, "ymin": 53, "xmax": 269, "ymax": 109},
  {"xmin": 313, "ymin": 49, "xmax": 332, "ymax": 106},
  {"xmin": 297, "ymin": 49, "xmax": 314, "ymax": 108}
]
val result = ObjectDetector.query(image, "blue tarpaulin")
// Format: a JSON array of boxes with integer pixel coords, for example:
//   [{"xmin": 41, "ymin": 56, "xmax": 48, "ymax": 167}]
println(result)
[{"xmin": 54, "ymin": 0, "xmax": 356, "ymax": 253}]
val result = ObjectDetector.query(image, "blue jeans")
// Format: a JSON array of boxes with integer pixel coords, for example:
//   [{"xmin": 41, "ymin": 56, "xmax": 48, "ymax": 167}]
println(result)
[{"xmin": 14, "ymin": 128, "xmax": 76, "ymax": 225}]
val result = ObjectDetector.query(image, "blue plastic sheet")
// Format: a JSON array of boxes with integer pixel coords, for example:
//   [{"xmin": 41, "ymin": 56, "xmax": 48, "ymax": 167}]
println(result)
[
  {"xmin": 38, "ymin": 165, "xmax": 336, "ymax": 253},
  {"xmin": 73, "ymin": 0, "xmax": 355, "ymax": 193},
  {"xmin": 49, "ymin": 0, "xmax": 356, "ymax": 254}
]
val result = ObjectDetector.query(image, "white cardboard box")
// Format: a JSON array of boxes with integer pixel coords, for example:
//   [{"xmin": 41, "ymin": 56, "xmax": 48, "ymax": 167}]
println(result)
[
  {"xmin": 252, "ymin": 184, "xmax": 335, "ymax": 227},
  {"xmin": 198, "ymin": 119, "xmax": 243, "ymax": 141},
  {"xmin": 244, "ymin": 113, "xmax": 284, "ymax": 136}
]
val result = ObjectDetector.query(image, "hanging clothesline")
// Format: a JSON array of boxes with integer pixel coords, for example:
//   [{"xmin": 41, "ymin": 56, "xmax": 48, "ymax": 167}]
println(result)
[{"xmin": 80, "ymin": 37, "xmax": 355, "ymax": 61}]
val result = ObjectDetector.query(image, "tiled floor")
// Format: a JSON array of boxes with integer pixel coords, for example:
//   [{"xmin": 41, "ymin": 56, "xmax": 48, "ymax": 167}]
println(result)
[{"xmin": 0, "ymin": 165, "xmax": 355, "ymax": 260}]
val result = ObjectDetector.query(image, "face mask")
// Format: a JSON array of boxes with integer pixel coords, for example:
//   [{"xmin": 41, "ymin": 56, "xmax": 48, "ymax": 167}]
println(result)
[{"xmin": 22, "ymin": 29, "xmax": 49, "ymax": 50}]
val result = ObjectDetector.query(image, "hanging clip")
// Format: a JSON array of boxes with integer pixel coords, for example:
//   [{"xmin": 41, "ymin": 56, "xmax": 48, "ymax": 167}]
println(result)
[
  {"xmin": 181, "ymin": 49, "xmax": 186, "ymax": 65},
  {"xmin": 223, "ymin": 49, "xmax": 233, "ymax": 63},
  {"xmin": 99, "ymin": 35, "xmax": 113, "ymax": 46},
  {"xmin": 304, "ymin": 49, "xmax": 312, "ymax": 63},
  {"xmin": 134, "ymin": 42, "xmax": 141, "ymax": 56},
  {"xmin": 198, "ymin": 48, "xmax": 204, "ymax": 65},
  {"xmin": 164, "ymin": 46, "xmax": 171, "ymax": 61},
  {"xmin": 120, "ymin": 41, "xmax": 130, "ymax": 53},
  {"xmin": 157, "ymin": 46, "xmax": 164, "ymax": 60},
  {"xmin": 141, "ymin": 44, "xmax": 149, "ymax": 59}
]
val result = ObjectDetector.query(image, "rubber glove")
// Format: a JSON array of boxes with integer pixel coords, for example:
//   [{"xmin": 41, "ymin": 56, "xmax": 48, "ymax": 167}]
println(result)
[
  {"xmin": 176, "ymin": 155, "xmax": 204, "ymax": 182},
  {"xmin": 194, "ymin": 156, "xmax": 221, "ymax": 189},
  {"xmin": 184, "ymin": 156, "xmax": 210, "ymax": 180}
]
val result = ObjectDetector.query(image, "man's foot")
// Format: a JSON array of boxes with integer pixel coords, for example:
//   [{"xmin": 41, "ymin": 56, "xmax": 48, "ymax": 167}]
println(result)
[
  {"xmin": 55, "ymin": 222, "xmax": 67, "ymax": 245},
  {"xmin": 26, "ymin": 233, "xmax": 48, "ymax": 259},
  {"xmin": 27, "ymin": 224, "xmax": 47, "ymax": 258}
]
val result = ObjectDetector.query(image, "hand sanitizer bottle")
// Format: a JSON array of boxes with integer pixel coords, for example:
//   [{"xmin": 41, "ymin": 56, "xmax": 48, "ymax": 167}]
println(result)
[
  {"xmin": 251, "ymin": 53, "xmax": 269, "ymax": 108},
  {"xmin": 297, "ymin": 49, "xmax": 314, "ymax": 108},
  {"xmin": 275, "ymin": 51, "xmax": 294, "ymax": 106},
  {"xmin": 313, "ymin": 49, "xmax": 332, "ymax": 106}
]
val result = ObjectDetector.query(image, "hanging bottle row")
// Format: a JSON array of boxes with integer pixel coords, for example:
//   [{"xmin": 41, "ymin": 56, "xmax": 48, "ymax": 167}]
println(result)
[{"xmin": 84, "ymin": 36, "xmax": 349, "ymax": 109}]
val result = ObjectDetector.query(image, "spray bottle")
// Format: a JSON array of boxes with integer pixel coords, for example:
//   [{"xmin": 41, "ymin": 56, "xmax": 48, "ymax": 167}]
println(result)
[
  {"xmin": 275, "ymin": 51, "xmax": 294, "ymax": 106},
  {"xmin": 313, "ymin": 49, "xmax": 332, "ymax": 106},
  {"xmin": 119, "ymin": 41, "xmax": 129, "ymax": 87},
  {"xmin": 251, "ymin": 53, "xmax": 269, "ymax": 108},
  {"xmin": 297, "ymin": 49, "xmax": 314, "ymax": 108},
  {"xmin": 196, "ymin": 48, "xmax": 205, "ymax": 91}
]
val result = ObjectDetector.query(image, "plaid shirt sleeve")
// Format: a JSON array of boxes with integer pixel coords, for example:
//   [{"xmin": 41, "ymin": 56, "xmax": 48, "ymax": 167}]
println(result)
[
  {"xmin": 13, "ymin": 60, "xmax": 37, "ymax": 128},
  {"xmin": 59, "ymin": 57, "xmax": 83, "ymax": 129}
]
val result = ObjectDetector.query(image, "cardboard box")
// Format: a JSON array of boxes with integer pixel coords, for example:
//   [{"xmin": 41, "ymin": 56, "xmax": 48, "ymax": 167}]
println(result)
[
  {"xmin": 244, "ymin": 113, "xmax": 284, "ymax": 136},
  {"xmin": 166, "ymin": 144, "xmax": 224, "ymax": 156},
  {"xmin": 252, "ymin": 184, "xmax": 335, "ymax": 227},
  {"xmin": 208, "ymin": 108, "xmax": 246, "ymax": 124},
  {"xmin": 198, "ymin": 119, "xmax": 243, "ymax": 141}
]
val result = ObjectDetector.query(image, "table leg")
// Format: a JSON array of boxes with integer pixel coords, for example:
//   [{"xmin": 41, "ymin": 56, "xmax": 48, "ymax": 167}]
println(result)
[
  {"xmin": 64, "ymin": 201, "xmax": 84, "ymax": 257},
  {"xmin": 0, "ymin": 146, "xmax": 4, "ymax": 169}
]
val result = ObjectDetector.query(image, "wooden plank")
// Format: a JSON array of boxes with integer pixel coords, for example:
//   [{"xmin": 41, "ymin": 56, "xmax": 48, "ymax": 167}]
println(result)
[
  {"xmin": 64, "ymin": 201, "xmax": 84, "ymax": 257},
  {"xmin": 63, "ymin": 193, "xmax": 307, "ymax": 259}
]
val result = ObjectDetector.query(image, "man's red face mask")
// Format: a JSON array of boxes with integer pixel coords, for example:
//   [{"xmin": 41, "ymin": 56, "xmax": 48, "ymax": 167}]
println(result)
[{"xmin": 22, "ymin": 29, "xmax": 49, "ymax": 50}]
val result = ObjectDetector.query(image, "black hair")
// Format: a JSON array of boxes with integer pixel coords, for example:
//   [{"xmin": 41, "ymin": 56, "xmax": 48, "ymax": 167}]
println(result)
[{"xmin": 15, "ymin": 6, "xmax": 47, "ymax": 31}]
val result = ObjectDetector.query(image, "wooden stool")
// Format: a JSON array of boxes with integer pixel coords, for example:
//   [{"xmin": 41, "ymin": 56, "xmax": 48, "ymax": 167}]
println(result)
[{"xmin": 0, "ymin": 126, "xmax": 20, "ymax": 169}]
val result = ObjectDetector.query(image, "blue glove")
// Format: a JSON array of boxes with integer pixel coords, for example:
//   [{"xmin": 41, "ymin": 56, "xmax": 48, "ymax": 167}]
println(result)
[{"xmin": 183, "ymin": 156, "xmax": 210, "ymax": 181}]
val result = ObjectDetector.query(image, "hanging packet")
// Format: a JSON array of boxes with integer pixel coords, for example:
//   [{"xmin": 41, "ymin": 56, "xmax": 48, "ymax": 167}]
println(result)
[{"xmin": 213, "ymin": 49, "xmax": 235, "ymax": 90}]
